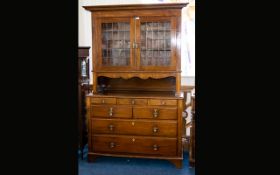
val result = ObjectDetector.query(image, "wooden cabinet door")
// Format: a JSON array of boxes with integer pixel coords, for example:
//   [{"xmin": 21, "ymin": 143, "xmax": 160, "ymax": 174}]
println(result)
[
  {"xmin": 135, "ymin": 17, "xmax": 177, "ymax": 71},
  {"xmin": 95, "ymin": 17, "xmax": 135, "ymax": 71}
]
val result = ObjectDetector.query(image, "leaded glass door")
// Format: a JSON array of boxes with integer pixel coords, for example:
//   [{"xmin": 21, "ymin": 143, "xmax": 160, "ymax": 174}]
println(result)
[
  {"xmin": 96, "ymin": 18, "xmax": 134, "ymax": 71},
  {"xmin": 137, "ymin": 17, "xmax": 177, "ymax": 71}
]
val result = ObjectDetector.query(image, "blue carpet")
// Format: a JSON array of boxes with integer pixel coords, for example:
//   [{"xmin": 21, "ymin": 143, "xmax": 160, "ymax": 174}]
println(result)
[{"xmin": 79, "ymin": 145, "xmax": 195, "ymax": 175}]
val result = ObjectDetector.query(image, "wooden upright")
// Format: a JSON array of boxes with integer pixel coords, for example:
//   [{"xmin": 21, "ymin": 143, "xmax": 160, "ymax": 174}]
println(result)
[{"xmin": 84, "ymin": 3, "xmax": 188, "ymax": 168}]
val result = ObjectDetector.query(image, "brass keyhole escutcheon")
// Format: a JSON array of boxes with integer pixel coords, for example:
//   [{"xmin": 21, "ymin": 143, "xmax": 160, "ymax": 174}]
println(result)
[
  {"xmin": 108, "ymin": 124, "xmax": 114, "ymax": 131},
  {"xmin": 132, "ymin": 138, "xmax": 135, "ymax": 142},
  {"xmin": 131, "ymin": 122, "xmax": 135, "ymax": 126},
  {"xmin": 153, "ymin": 127, "xmax": 159, "ymax": 133},
  {"xmin": 110, "ymin": 142, "xmax": 115, "ymax": 148}
]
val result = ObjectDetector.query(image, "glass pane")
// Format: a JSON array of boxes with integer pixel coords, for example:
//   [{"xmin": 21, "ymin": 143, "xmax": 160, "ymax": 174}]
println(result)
[
  {"xmin": 140, "ymin": 21, "xmax": 171, "ymax": 66},
  {"xmin": 101, "ymin": 22, "xmax": 130, "ymax": 66},
  {"xmin": 164, "ymin": 22, "xmax": 170, "ymax": 29}
]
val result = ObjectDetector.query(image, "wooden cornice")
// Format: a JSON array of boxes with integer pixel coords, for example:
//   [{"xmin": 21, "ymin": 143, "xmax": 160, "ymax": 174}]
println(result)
[{"xmin": 83, "ymin": 3, "xmax": 188, "ymax": 12}]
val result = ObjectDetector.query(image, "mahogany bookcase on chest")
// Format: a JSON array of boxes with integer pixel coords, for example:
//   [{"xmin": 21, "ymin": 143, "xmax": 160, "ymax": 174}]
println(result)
[
  {"xmin": 78, "ymin": 46, "xmax": 90, "ymax": 159},
  {"xmin": 84, "ymin": 3, "xmax": 188, "ymax": 168}
]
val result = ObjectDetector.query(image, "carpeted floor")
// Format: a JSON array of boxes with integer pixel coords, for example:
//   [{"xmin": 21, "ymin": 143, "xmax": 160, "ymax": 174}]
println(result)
[{"xmin": 79, "ymin": 145, "xmax": 195, "ymax": 175}]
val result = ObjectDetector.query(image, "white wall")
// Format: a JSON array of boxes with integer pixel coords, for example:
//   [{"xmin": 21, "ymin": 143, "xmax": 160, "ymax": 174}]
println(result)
[
  {"xmin": 79, "ymin": 0, "xmax": 194, "ymax": 86},
  {"xmin": 182, "ymin": 76, "xmax": 195, "ymax": 86}
]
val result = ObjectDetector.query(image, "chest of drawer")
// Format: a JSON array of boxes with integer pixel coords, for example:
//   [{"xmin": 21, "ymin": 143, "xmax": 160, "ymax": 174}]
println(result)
[
  {"xmin": 92, "ymin": 135, "xmax": 177, "ymax": 156},
  {"xmin": 133, "ymin": 107, "xmax": 177, "ymax": 120},
  {"xmin": 91, "ymin": 105, "xmax": 132, "ymax": 118},
  {"xmin": 148, "ymin": 99, "xmax": 177, "ymax": 106},
  {"xmin": 117, "ymin": 98, "xmax": 147, "ymax": 105},
  {"xmin": 91, "ymin": 97, "xmax": 116, "ymax": 105},
  {"xmin": 91, "ymin": 119, "xmax": 177, "ymax": 137}
]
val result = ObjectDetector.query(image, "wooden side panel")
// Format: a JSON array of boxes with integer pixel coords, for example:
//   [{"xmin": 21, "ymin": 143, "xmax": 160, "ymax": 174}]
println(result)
[
  {"xmin": 86, "ymin": 96, "xmax": 92, "ymax": 152},
  {"xmin": 177, "ymin": 99, "xmax": 183, "ymax": 157}
]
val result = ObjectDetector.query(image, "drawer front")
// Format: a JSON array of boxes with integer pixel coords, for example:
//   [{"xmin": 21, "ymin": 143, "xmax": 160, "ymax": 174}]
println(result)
[
  {"xmin": 117, "ymin": 98, "xmax": 147, "ymax": 105},
  {"xmin": 148, "ymin": 99, "xmax": 177, "ymax": 106},
  {"xmin": 133, "ymin": 107, "xmax": 177, "ymax": 119},
  {"xmin": 92, "ymin": 135, "xmax": 177, "ymax": 156},
  {"xmin": 91, "ymin": 105, "xmax": 132, "ymax": 118},
  {"xmin": 91, "ymin": 97, "xmax": 116, "ymax": 105},
  {"xmin": 91, "ymin": 119, "xmax": 177, "ymax": 137}
]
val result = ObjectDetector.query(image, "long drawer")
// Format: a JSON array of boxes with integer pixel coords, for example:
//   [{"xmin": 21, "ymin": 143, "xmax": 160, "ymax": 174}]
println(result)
[
  {"xmin": 90, "ymin": 105, "xmax": 132, "ymax": 118},
  {"xmin": 92, "ymin": 135, "xmax": 177, "ymax": 156},
  {"xmin": 133, "ymin": 106, "xmax": 177, "ymax": 119},
  {"xmin": 91, "ymin": 118, "xmax": 177, "ymax": 137}
]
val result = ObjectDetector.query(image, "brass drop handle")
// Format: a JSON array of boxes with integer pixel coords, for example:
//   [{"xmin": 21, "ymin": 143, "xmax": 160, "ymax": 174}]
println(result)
[
  {"xmin": 109, "ymin": 142, "xmax": 115, "ymax": 148},
  {"xmin": 153, "ymin": 144, "xmax": 159, "ymax": 151},
  {"xmin": 132, "ymin": 42, "xmax": 138, "ymax": 49},
  {"xmin": 131, "ymin": 99, "xmax": 135, "ymax": 105},
  {"xmin": 108, "ymin": 124, "xmax": 115, "ymax": 131},
  {"xmin": 153, "ymin": 127, "xmax": 159, "ymax": 133},
  {"xmin": 109, "ymin": 107, "xmax": 113, "ymax": 117},
  {"xmin": 153, "ymin": 109, "xmax": 159, "ymax": 118}
]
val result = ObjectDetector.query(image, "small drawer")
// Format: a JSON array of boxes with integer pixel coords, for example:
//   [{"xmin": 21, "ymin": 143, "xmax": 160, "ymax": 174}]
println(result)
[
  {"xmin": 91, "ymin": 105, "xmax": 132, "ymax": 118},
  {"xmin": 91, "ymin": 97, "xmax": 116, "ymax": 105},
  {"xmin": 133, "ymin": 107, "xmax": 177, "ymax": 120},
  {"xmin": 117, "ymin": 98, "xmax": 147, "ymax": 105},
  {"xmin": 148, "ymin": 99, "xmax": 177, "ymax": 106}
]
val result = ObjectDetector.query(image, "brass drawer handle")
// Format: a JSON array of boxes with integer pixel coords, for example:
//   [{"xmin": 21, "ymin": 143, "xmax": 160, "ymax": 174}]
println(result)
[
  {"xmin": 132, "ymin": 42, "xmax": 138, "ymax": 49},
  {"xmin": 153, "ymin": 144, "xmax": 159, "ymax": 151},
  {"xmin": 153, "ymin": 127, "xmax": 159, "ymax": 133},
  {"xmin": 109, "ymin": 107, "xmax": 113, "ymax": 117},
  {"xmin": 109, "ymin": 142, "xmax": 116, "ymax": 148},
  {"xmin": 108, "ymin": 124, "xmax": 115, "ymax": 131},
  {"xmin": 153, "ymin": 109, "xmax": 159, "ymax": 118}
]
